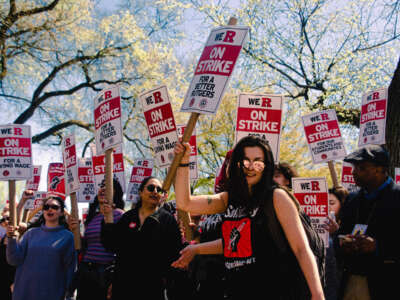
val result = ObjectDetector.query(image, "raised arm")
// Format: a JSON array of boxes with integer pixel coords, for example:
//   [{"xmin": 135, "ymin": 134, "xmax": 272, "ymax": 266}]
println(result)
[
  {"xmin": 174, "ymin": 142, "xmax": 228, "ymax": 215},
  {"xmin": 273, "ymin": 189, "xmax": 325, "ymax": 300}
]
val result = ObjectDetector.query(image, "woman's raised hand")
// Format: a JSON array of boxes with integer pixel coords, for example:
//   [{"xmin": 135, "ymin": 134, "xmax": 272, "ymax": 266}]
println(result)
[{"xmin": 174, "ymin": 141, "xmax": 191, "ymax": 163}]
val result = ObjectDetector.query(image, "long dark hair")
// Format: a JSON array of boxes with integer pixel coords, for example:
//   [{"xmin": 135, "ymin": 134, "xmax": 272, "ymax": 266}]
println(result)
[
  {"xmin": 274, "ymin": 162, "xmax": 299, "ymax": 189},
  {"xmin": 85, "ymin": 178, "xmax": 125, "ymax": 227},
  {"xmin": 28, "ymin": 196, "xmax": 68, "ymax": 229},
  {"xmin": 227, "ymin": 136, "xmax": 275, "ymax": 210},
  {"xmin": 135, "ymin": 176, "xmax": 158, "ymax": 209}
]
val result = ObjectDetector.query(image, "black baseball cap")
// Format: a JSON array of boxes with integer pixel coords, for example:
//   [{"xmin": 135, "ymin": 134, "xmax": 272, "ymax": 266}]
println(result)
[{"xmin": 343, "ymin": 145, "xmax": 390, "ymax": 167}]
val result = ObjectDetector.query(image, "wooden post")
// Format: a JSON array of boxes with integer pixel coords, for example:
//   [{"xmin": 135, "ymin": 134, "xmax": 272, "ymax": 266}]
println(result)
[
  {"xmin": 70, "ymin": 192, "xmax": 81, "ymax": 250},
  {"xmin": 8, "ymin": 180, "xmax": 16, "ymax": 227},
  {"xmin": 162, "ymin": 17, "xmax": 238, "ymax": 242},
  {"xmin": 104, "ymin": 148, "xmax": 114, "ymax": 223},
  {"xmin": 163, "ymin": 113, "xmax": 200, "ymax": 191},
  {"xmin": 328, "ymin": 161, "xmax": 340, "ymax": 188},
  {"xmin": 21, "ymin": 209, "xmax": 29, "ymax": 223}
]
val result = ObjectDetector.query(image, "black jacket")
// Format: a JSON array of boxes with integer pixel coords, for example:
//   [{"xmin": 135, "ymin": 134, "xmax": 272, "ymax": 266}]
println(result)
[
  {"xmin": 336, "ymin": 179, "xmax": 400, "ymax": 299},
  {"xmin": 101, "ymin": 207, "xmax": 183, "ymax": 300}
]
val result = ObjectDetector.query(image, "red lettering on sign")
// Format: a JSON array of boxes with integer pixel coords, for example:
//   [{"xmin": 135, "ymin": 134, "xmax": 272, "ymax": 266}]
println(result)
[
  {"xmin": 104, "ymin": 90, "xmax": 112, "ymax": 100},
  {"xmin": 153, "ymin": 91, "xmax": 164, "ymax": 104},
  {"xmin": 311, "ymin": 181, "xmax": 320, "ymax": 191},
  {"xmin": 223, "ymin": 30, "xmax": 236, "ymax": 43},
  {"xmin": 261, "ymin": 97, "xmax": 272, "ymax": 108}
]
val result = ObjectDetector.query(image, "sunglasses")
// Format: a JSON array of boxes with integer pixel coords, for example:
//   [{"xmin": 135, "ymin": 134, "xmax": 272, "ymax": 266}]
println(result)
[
  {"xmin": 43, "ymin": 204, "xmax": 61, "ymax": 211},
  {"xmin": 0, "ymin": 216, "xmax": 10, "ymax": 223},
  {"xmin": 146, "ymin": 184, "xmax": 165, "ymax": 194},
  {"xmin": 241, "ymin": 159, "xmax": 265, "ymax": 172}
]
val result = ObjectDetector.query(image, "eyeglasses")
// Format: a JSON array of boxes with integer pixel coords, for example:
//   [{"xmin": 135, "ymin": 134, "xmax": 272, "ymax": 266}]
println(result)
[
  {"xmin": 146, "ymin": 184, "xmax": 165, "ymax": 194},
  {"xmin": 43, "ymin": 204, "xmax": 61, "ymax": 211},
  {"xmin": 0, "ymin": 217, "xmax": 9, "ymax": 223},
  {"xmin": 241, "ymin": 159, "xmax": 265, "ymax": 172}
]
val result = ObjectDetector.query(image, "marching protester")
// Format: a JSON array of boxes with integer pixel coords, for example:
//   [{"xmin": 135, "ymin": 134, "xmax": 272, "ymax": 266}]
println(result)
[
  {"xmin": 68, "ymin": 178, "xmax": 125, "ymax": 300},
  {"xmin": 172, "ymin": 136, "xmax": 325, "ymax": 300},
  {"xmin": 323, "ymin": 186, "xmax": 349, "ymax": 300},
  {"xmin": 101, "ymin": 176, "xmax": 184, "ymax": 300},
  {"xmin": 336, "ymin": 145, "xmax": 400, "ymax": 299},
  {"xmin": 273, "ymin": 161, "xmax": 300, "ymax": 190},
  {"xmin": 6, "ymin": 196, "xmax": 76, "ymax": 300}
]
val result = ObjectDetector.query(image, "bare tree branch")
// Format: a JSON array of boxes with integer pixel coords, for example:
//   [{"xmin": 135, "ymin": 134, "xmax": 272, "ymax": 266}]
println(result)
[{"xmin": 32, "ymin": 119, "xmax": 93, "ymax": 144}]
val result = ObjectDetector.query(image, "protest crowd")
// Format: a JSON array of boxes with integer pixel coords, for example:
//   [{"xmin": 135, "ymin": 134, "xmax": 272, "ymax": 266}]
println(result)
[{"xmin": 0, "ymin": 20, "xmax": 399, "ymax": 300}]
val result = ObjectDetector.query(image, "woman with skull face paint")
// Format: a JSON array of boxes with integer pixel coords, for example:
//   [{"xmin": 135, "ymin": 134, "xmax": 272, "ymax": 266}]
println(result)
[
  {"xmin": 6, "ymin": 196, "xmax": 76, "ymax": 300},
  {"xmin": 101, "ymin": 176, "xmax": 184, "ymax": 300},
  {"xmin": 172, "ymin": 136, "xmax": 325, "ymax": 300}
]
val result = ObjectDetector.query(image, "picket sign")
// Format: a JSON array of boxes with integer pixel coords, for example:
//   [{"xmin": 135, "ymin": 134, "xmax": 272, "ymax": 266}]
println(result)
[
  {"xmin": 0, "ymin": 124, "xmax": 32, "ymax": 227},
  {"xmin": 126, "ymin": 158, "xmax": 154, "ymax": 203},
  {"xmin": 235, "ymin": 93, "xmax": 283, "ymax": 163},
  {"xmin": 341, "ymin": 162, "xmax": 360, "ymax": 193},
  {"xmin": 47, "ymin": 162, "xmax": 66, "ymax": 200},
  {"xmin": 139, "ymin": 86, "xmax": 179, "ymax": 169},
  {"xmin": 77, "ymin": 158, "xmax": 96, "ymax": 203},
  {"xmin": 292, "ymin": 177, "xmax": 329, "ymax": 247},
  {"xmin": 62, "ymin": 134, "xmax": 81, "ymax": 250},
  {"xmin": 302, "ymin": 109, "xmax": 347, "ymax": 188},
  {"xmin": 25, "ymin": 165, "xmax": 41, "ymax": 191},
  {"xmin": 93, "ymin": 86, "xmax": 123, "ymax": 224},
  {"xmin": 163, "ymin": 17, "xmax": 245, "ymax": 241},
  {"xmin": 358, "ymin": 88, "xmax": 387, "ymax": 147}
]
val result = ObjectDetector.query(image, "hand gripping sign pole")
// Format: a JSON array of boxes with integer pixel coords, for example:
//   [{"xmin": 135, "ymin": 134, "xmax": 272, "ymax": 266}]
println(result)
[{"xmin": 162, "ymin": 17, "xmax": 239, "ymax": 242}]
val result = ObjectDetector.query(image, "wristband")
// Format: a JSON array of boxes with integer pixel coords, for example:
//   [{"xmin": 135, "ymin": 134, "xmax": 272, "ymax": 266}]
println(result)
[{"xmin": 179, "ymin": 163, "xmax": 190, "ymax": 167}]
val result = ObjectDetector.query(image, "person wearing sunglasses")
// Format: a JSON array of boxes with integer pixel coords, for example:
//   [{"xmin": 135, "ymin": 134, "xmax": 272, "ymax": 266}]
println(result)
[
  {"xmin": 6, "ymin": 196, "xmax": 76, "ymax": 300},
  {"xmin": 172, "ymin": 135, "xmax": 325, "ymax": 300},
  {"xmin": 101, "ymin": 176, "xmax": 184, "ymax": 300}
]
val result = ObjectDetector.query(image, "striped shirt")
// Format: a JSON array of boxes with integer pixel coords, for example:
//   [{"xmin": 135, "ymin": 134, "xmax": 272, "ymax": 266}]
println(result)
[{"xmin": 82, "ymin": 209, "xmax": 123, "ymax": 264}]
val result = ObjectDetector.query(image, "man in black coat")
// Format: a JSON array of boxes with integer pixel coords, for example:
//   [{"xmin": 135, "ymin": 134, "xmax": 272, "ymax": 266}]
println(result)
[{"xmin": 337, "ymin": 145, "xmax": 400, "ymax": 300}]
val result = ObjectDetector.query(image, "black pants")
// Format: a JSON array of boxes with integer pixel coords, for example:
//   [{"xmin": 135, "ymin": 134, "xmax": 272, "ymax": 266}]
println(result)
[{"xmin": 76, "ymin": 262, "xmax": 112, "ymax": 300}]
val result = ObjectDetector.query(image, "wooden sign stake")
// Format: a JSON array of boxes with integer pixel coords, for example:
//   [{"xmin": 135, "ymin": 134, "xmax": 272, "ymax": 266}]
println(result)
[
  {"xmin": 70, "ymin": 192, "xmax": 81, "ymax": 250},
  {"xmin": 328, "ymin": 161, "xmax": 340, "ymax": 188},
  {"xmin": 104, "ymin": 148, "xmax": 114, "ymax": 223},
  {"xmin": 8, "ymin": 180, "xmax": 16, "ymax": 227}
]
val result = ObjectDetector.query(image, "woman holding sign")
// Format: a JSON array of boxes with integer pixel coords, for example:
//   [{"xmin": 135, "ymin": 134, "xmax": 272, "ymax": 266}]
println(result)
[
  {"xmin": 172, "ymin": 136, "xmax": 325, "ymax": 300},
  {"xmin": 69, "ymin": 179, "xmax": 125, "ymax": 300},
  {"xmin": 101, "ymin": 176, "xmax": 183, "ymax": 300},
  {"xmin": 6, "ymin": 196, "xmax": 76, "ymax": 300}
]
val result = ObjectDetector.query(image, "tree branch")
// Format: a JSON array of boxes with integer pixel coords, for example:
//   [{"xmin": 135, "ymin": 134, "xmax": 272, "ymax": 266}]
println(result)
[{"xmin": 32, "ymin": 119, "xmax": 93, "ymax": 143}]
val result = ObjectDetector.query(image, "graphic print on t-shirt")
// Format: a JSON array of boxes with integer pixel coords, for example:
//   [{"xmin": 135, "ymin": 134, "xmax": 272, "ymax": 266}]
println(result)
[{"xmin": 222, "ymin": 217, "xmax": 252, "ymax": 258}]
